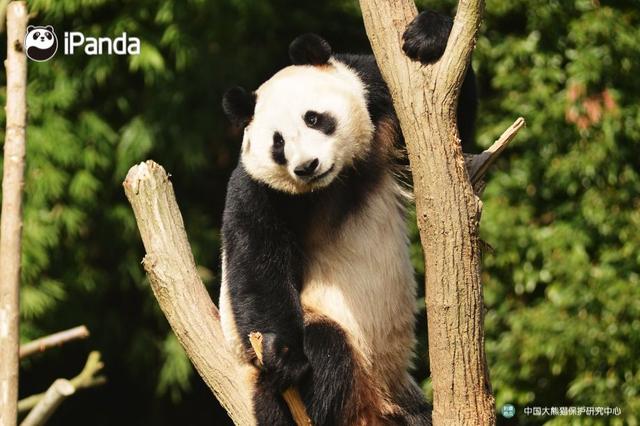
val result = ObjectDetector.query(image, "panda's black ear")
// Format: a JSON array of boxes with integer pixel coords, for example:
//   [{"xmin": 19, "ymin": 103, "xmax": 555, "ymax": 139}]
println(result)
[
  {"xmin": 27, "ymin": 25, "xmax": 35, "ymax": 33},
  {"xmin": 289, "ymin": 34, "xmax": 332, "ymax": 66},
  {"xmin": 45, "ymin": 25, "xmax": 55, "ymax": 33},
  {"xmin": 222, "ymin": 86, "xmax": 256, "ymax": 128}
]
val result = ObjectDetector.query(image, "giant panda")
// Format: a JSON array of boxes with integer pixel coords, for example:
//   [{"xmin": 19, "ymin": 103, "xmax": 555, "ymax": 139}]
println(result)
[{"xmin": 219, "ymin": 9, "xmax": 477, "ymax": 426}]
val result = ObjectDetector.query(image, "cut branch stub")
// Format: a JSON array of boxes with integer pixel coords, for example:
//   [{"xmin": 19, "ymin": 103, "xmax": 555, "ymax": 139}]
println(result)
[
  {"xmin": 19, "ymin": 379, "xmax": 75, "ymax": 426},
  {"xmin": 466, "ymin": 117, "xmax": 526, "ymax": 190}
]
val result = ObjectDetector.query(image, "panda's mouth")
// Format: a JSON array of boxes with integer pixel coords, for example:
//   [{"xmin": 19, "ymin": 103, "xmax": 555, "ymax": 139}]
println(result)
[{"xmin": 308, "ymin": 164, "xmax": 335, "ymax": 183}]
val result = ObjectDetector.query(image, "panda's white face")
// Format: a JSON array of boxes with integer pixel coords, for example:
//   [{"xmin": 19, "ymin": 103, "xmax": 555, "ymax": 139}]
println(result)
[
  {"xmin": 242, "ymin": 60, "xmax": 374, "ymax": 194},
  {"xmin": 26, "ymin": 28, "xmax": 55, "ymax": 50}
]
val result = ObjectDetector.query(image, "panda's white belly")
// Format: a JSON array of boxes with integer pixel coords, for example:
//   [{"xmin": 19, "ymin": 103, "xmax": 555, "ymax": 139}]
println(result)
[{"xmin": 301, "ymin": 174, "xmax": 417, "ymax": 386}]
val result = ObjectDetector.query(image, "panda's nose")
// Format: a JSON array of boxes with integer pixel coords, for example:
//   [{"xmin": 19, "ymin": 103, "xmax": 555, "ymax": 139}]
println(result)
[{"xmin": 294, "ymin": 158, "xmax": 319, "ymax": 178}]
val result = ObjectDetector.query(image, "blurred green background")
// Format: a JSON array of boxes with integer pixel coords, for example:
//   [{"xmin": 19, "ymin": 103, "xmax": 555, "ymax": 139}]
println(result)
[{"xmin": 0, "ymin": 0, "xmax": 638, "ymax": 425}]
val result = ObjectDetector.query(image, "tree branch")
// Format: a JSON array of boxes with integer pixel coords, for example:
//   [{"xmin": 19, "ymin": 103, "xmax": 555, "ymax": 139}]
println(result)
[
  {"xmin": 17, "ymin": 351, "xmax": 106, "ymax": 414},
  {"xmin": 466, "ymin": 117, "xmax": 526, "ymax": 189},
  {"xmin": 19, "ymin": 380, "xmax": 74, "ymax": 426},
  {"xmin": 68, "ymin": 351, "xmax": 105, "ymax": 390},
  {"xmin": 123, "ymin": 161, "xmax": 255, "ymax": 426},
  {"xmin": 19, "ymin": 326, "xmax": 90, "ymax": 359},
  {"xmin": 440, "ymin": 0, "xmax": 485, "ymax": 96},
  {"xmin": 0, "ymin": 3, "xmax": 28, "ymax": 426},
  {"xmin": 359, "ymin": 0, "xmax": 517, "ymax": 424}
]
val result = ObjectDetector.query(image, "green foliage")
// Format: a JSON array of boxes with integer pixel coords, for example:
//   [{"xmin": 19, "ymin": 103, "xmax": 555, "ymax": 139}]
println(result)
[{"xmin": 476, "ymin": 1, "xmax": 640, "ymax": 424}]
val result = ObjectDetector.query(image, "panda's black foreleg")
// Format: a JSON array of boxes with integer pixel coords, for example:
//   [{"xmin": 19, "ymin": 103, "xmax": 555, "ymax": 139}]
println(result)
[
  {"xmin": 402, "ymin": 10, "xmax": 453, "ymax": 65},
  {"xmin": 401, "ymin": 9, "xmax": 478, "ymax": 147}
]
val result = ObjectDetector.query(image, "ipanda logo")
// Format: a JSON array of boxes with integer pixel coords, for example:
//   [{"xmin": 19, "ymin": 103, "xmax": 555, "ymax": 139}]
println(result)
[
  {"xmin": 25, "ymin": 25, "xmax": 140, "ymax": 62},
  {"xmin": 25, "ymin": 25, "xmax": 58, "ymax": 62}
]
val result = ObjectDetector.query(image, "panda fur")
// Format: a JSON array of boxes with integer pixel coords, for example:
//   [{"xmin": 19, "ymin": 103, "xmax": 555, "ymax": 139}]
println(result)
[
  {"xmin": 24, "ymin": 25, "xmax": 58, "ymax": 62},
  {"xmin": 220, "ymin": 10, "xmax": 477, "ymax": 426}
]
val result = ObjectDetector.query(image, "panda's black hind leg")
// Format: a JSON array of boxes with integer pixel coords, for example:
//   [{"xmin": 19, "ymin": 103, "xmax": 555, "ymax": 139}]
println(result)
[
  {"xmin": 402, "ymin": 10, "xmax": 453, "ymax": 65},
  {"xmin": 253, "ymin": 383, "xmax": 295, "ymax": 426},
  {"xmin": 299, "ymin": 318, "xmax": 359, "ymax": 426}
]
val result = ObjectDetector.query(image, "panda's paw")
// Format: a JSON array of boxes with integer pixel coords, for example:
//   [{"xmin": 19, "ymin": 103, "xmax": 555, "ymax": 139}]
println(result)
[
  {"xmin": 258, "ymin": 332, "xmax": 310, "ymax": 392},
  {"xmin": 402, "ymin": 10, "xmax": 453, "ymax": 65}
]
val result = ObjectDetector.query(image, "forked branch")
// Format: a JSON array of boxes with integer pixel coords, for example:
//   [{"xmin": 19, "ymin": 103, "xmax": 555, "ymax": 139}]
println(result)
[
  {"xmin": 359, "ymin": 0, "xmax": 522, "ymax": 424},
  {"xmin": 17, "ymin": 351, "xmax": 106, "ymax": 414}
]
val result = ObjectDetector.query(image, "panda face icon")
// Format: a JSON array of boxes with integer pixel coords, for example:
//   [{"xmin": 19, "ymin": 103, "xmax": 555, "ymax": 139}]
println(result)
[{"xmin": 24, "ymin": 25, "xmax": 58, "ymax": 62}]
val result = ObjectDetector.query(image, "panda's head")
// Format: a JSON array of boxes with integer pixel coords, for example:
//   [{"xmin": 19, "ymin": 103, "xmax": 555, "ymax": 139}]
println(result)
[{"xmin": 223, "ymin": 34, "xmax": 374, "ymax": 194}]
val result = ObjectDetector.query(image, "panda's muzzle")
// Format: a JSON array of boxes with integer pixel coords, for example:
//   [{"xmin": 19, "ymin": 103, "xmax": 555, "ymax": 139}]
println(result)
[
  {"xmin": 293, "ymin": 158, "xmax": 319, "ymax": 178},
  {"xmin": 293, "ymin": 159, "xmax": 334, "ymax": 183}
]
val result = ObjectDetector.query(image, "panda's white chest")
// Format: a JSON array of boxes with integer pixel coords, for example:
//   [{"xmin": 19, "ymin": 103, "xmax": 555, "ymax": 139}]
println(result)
[{"xmin": 300, "ymin": 175, "xmax": 416, "ymax": 379}]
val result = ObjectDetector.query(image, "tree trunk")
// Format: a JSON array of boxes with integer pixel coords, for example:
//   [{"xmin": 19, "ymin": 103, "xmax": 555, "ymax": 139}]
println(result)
[
  {"xmin": 0, "ymin": 3, "xmax": 28, "ymax": 426},
  {"xmin": 359, "ymin": 0, "xmax": 499, "ymax": 423}
]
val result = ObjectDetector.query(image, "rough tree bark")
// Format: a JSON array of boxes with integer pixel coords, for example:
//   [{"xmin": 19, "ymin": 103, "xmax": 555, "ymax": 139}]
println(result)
[
  {"xmin": 0, "ymin": 3, "xmax": 27, "ymax": 426},
  {"xmin": 358, "ymin": 0, "xmax": 520, "ymax": 424}
]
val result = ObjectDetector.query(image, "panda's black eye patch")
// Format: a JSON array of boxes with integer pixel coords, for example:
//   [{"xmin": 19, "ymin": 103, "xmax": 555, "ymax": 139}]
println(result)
[
  {"xmin": 46, "ymin": 33, "xmax": 52, "ymax": 40},
  {"xmin": 273, "ymin": 132, "xmax": 284, "ymax": 148},
  {"xmin": 304, "ymin": 111, "xmax": 336, "ymax": 135},
  {"xmin": 272, "ymin": 131, "xmax": 286, "ymax": 165},
  {"xmin": 33, "ymin": 32, "xmax": 40, "ymax": 39}
]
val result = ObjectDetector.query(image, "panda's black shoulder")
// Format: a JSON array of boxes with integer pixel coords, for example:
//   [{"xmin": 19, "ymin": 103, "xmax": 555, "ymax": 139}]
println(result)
[
  {"xmin": 223, "ymin": 164, "xmax": 267, "ymax": 219},
  {"xmin": 334, "ymin": 53, "xmax": 394, "ymax": 125},
  {"xmin": 222, "ymin": 163, "xmax": 311, "ymax": 235}
]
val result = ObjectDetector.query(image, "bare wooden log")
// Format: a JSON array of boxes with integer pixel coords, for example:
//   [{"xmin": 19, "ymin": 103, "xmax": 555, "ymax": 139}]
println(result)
[
  {"xmin": 17, "ymin": 351, "xmax": 106, "ymax": 414},
  {"xmin": 0, "ymin": 3, "xmax": 28, "ymax": 426},
  {"xmin": 19, "ymin": 380, "xmax": 74, "ymax": 426},
  {"xmin": 19, "ymin": 326, "xmax": 90, "ymax": 359},
  {"xmin": 358, "ymin": 0, "xmax": 521, "ymax": 423},
  {"xmin": 249, "ymin": 332, "xmax": 312, "ymax": 426},
  {"xmin": 123, "ymin": 161, "xmax": 254, "ymax": 425}
]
